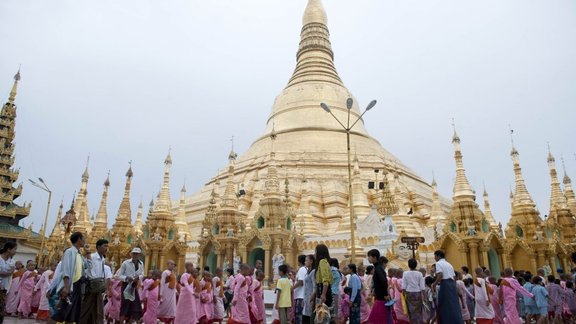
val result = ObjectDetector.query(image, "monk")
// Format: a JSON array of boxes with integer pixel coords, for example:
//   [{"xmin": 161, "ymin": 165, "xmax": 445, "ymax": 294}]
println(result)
[
  {"xmin": 175, "ymin": 263, "xmax": 199, "ymax": 324},
  {"xmin": 158, "ymin": 260, "xmax": 177, "ymax": 323},
  {"xmin": 4, "ymin": 260, "xmax": 24, "ymax": 315},
  {"xmin": 142, "ymin": 270, "xmax": 162, "ymax": 324},
  {"xmin": 17, "ymin": 260, "xmax": 38, "ymax": 318},
  {"xmin": 473, "ymin": 267, "xmax": 495, "ymax": 324},
  {"xmin": 35, "ymin": 262, "xmax": 57, "ymax": 321},
  {"xmin": 229, "ymin": 263, "xmax": 251, "ymax": 324},
  {"xmin": 499, "ymin": 268, "xmax": 533, "ymax": 324}
]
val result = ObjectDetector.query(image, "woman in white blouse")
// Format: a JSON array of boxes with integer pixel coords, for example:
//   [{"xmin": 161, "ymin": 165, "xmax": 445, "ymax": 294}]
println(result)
[{"xmin": 401, "ymin": 258, "xmax": 425, "ymax": 324}]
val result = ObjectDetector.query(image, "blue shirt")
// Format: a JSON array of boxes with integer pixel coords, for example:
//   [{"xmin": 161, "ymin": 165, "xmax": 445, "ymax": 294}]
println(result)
[
  {"xmin": 330, "ymin": 266, "xmax": 341, "ymax": 295},
  {"xmin": 523, "ymin": 282, "xmax": 536, "ymax": 306},
  {"xmin": 349, "ymin": 273, "xmax": 362, "ymax": 302},
  {"xmin": 533, "ymin": 285, "xmax": 548, "ymax": 308}
]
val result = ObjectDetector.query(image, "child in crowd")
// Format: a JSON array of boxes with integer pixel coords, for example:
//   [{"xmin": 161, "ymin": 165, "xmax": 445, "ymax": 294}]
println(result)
[
  {"xmin": 275, "ymin": 264, "xmax": 292, "ymax": 324},
  {"xmin": 532, "ymin": 276, "xmax": 549, "ymax": 324}
]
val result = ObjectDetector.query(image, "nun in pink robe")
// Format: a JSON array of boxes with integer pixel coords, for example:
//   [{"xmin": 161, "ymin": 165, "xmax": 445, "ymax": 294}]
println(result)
[
  {"xmin": 489, "ymin": 283, "xmax": 505, "ymax": 324},
  {"xmin": 17, "ymin": 269, "xmax": 38, "ymax": 317},
  {"xmin": 200, "ymin": 277, "xmax": 214, "ymax": 323},
  {"xmin": 499, "ymin": 276, "xmax": 533, "ymax": 324},
  {"xmin": 158, "ymin": 269, "xmax": 177, "ymax": 323},
  {"xmin": 143, "ymin": 278, "xmax": 161, "ymax": 324},
  {"xmin": 473, "ymin": 277, "xmax": 495, "ymax": 324},
  {"xmin": 35, "ymin": 268, "xmax": 54, "ymax": 320},
  {"xmin": 212, "ymin": 276, "xmax": 226, "ymax": 322},
  {"xmin": 392, "ymin": 277, "xmax": 409, "ymax": 323},
  {"xmin": 249, "ymin": 277, "xmax": 263, "ymax": 323},
  {"xmin": 251, "ymin": 277, "xmax": 265, "ymax": 324},
  {"xmin": 456, "ymin": 278, "xmax": 473, "ymax": 321},
  {"xmin": 174, "ymin": 271, "xmax": 199, "ymax": 324},
  {"xmin": 105, "ymin": 278, "xmax": 123, "ymax": 322},
  {"xmin": 359, "ymin": 276, "xmax": 371, "ymax": 323},
  {"xmin": 5, "ymin": 267, "xmax": 25, "ymax": 315},
  {"xmin": 229, "ymin": 274, "xmax": 250, "ymax": 324}
]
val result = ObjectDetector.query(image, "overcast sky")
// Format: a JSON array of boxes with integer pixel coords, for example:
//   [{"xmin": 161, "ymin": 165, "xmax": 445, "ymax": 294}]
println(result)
[{"xmin": 1, "ymin": 0, "xmax": 575, "ymax": 235}]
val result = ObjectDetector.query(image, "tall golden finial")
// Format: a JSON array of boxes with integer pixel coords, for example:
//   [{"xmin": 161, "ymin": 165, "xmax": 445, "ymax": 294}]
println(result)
[
  {"xmin": 450, "ymin": 119, "xmax": 474, "ymax": 201},
  {"xmin": 8, "ymin": 67, "xmax": 21, "ymax": 104}
]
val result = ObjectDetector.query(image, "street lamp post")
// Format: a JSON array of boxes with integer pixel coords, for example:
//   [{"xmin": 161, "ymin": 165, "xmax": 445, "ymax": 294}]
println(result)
[
  {"xmin": 29, "ymin": 178, "xmax": 52, "ymax": 266},
  {"xmin": 320, "ymin": 98, "xmax": 377, "ymax": 263}
]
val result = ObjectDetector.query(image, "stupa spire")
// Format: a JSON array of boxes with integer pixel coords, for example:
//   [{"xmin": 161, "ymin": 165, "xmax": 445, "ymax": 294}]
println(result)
[
  {"xmin": 429, "ymin": 177, "xmax": 445, "ymax": 222},
  {"xmin": 73, "ymin": 157, "xmax": 91, "ymax": 235},
  {"xmin": 134, "ymin": 200, "xmax": 143, "ymax": 235},
  {"xmin": 482, "ymin": 187, "xmax": 498, "ymax": 228},
  {"xmin": 221, "ymin": 152, "xmax": 239, "ymax": 208},
  {"xmin": 509, "ymin": 130, "xmax": 536, "ymax": 208},
  {"xmin": 562, "ymin": 157, "xmax": 576, "ymax": 215},
  {"xmin": 49, "ymin": 202, "xmax": 64, "ymax": 239},
  {"xmin": 451, "ymin": 121, "xmax": 475, "ymax": 201},
  {"xmin": 287, "ymin": 0, "xmax": 342, "ymax": 87},
  {"xmin": 116, "ymin": 162, "xmax": 133, "ymax": 223},
  {"xmin": 175, "ymin": 183, "xmax": 188, "ymax": 234},
  {"xmin": 155, "ymin": 150, "xmax": 173, "ymax": 211},
  {"xmin": 546, "ymin": 145, "xmax": 568, "ymax": 211},
  {"xmin": 94, "ymin": 173, "xmax": 110, "ymax": 228},
  {"xmin": 8, "ymin": 69, "xmax": 20, "ymax": 104}
]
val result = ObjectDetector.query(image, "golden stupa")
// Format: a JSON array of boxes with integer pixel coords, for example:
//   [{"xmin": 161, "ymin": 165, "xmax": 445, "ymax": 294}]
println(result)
[{"xmin": 185, "ymin": 0, "xmax": 452, "ymax": 275}]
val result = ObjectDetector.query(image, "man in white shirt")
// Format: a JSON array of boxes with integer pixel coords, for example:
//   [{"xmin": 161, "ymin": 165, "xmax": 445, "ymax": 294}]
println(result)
[
  {"xmin": 118, "ymin": 247, "xmax": 144, "ymax": 323},
  {"xmin": 80, "ymin": 238, "xmax": 110, "ymax": 324},
  {"xmin": 293, "ymin": 255, "xmax": 307, "ymax": 324},
  {"xmin": 432, "ymin": 250, "xmax": 462, "ymax": 323}
]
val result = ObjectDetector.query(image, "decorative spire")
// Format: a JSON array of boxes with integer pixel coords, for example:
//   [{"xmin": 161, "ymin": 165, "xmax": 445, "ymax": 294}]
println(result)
[
  {"xmin": 221, "ymin": 152, "xmax": 239, "ymax": 208},
  {"xmin": 482, "ymin": 186, "xmax": 498, "ymax": 227},
  {"xmin": 155, "ymin": 150, "xmax": 173, "ymax": 211},
  {"xmin": 228, "ymin": 136, "xmax": 238, "ymax": 162},
  {"xmin": 49, "ymin": 202, "xmax": 64, "ymax": 239},
  {"xmin": 116, "ymin": 163, "xmax": 133, "ymax": 223},
  {"xmin": 377, "ymin": 173, "xmax": 398, "ymax": 216},
  {"xmin": 73, "ymin": 158, "xmax": 91, "ymax": 235},
  {"xmin": 175, "ymin": 182, "xmax": 188, "ymax": 234},
  {"xmin": 509, "ymin": 129, "xmax": 536, "ymax": 208},
  {"xmin": 561, "ymin": 157, "xmax": 576, "ymax": 215},
  {"xmin": 287, "ymin": 0, "xmax": 342, "ymax": 87},
  {"xmin": 546, "ymin": 145, "xmax": 568, "ymax": 211},
  {"xmin": 451, "ymin": 120, "xmax": 475, "ymax": 201},
  {"xmin": 429, "ymin": 177, "xmax": 444, "ymax": 222},
  {"xmin": 134, "ymin": 200, "xmax": 143, "ymax": 235},
  {"xmin": 94, "ymin": 174, "xmax": 110, "ymax": 228},
  {"xmin": 8, "ymin": 68, "xmax": 20, "ymax": 104}
]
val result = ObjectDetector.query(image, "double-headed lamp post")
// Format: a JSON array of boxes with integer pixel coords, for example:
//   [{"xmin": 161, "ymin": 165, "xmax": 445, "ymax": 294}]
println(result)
[
  {"xmin": 29, "ymin": 178, "xmax": 52, "ymax": 264},
  {"xmin": 320, "ymin": 98, "xmax": 377, "ymax": 263}
]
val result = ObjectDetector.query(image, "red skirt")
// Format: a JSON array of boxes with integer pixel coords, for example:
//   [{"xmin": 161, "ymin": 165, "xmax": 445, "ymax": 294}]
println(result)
[{"xmin": 367, "ymin": 299, "xmax": 393, "ymax": 324}]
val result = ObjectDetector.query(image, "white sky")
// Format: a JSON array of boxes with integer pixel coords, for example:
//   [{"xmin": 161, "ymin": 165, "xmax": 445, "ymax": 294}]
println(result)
[{"xmin": 1, "ymin": 0, "xmax": 575, "ymax": 234}]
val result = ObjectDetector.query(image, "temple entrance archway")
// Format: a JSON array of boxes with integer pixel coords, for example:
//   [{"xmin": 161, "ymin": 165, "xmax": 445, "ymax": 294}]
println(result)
[
  {"xmin": 206, "ymin": 251, "xmax": 217, "ymax": 272},
  {"xmin": 249, "ymin": 248, "xmax": 265, "ymax": 270},
  {"xmin": 488, "ymin": 249, "xmax": 501, "ymax": 277}
]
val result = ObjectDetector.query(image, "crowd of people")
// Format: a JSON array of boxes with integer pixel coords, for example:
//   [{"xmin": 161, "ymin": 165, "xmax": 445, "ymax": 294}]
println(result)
[{"xmin": 1, "ymin": 232, "xmax": 576, "ymax": 324}]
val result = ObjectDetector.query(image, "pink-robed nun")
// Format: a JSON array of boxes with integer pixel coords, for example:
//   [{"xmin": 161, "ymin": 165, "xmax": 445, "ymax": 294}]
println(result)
[
  {"xmin": 17, "ymin": 267, "xmax": 38, "ymax": 317},
  {"xmin": 35, "ymin": 267, "xmax": 55, "ymax": 320},
  {"xmin": 489, "ymin": 282, "xmax": 505, "ymax": 324},
  {"xmin": 199, "ymin": 275, "xmax": 214, "ymax": 323},
  {"xmin": 105, "ymin": 278, "xmax": 123, "ymax": 322},
  {"xmin": 175, "ymin": 268, "xmax": 199, "ymax": 324},
  {"xmin": 4, "ymin": 266, "xmax": 25, "ymax": 315},
  {"xmin": 473, "ymin": 276, "xmax": 495, "ymax": 324},
  {"xmin": 142, "ymin": 277, "xmax": 161, "ymax": 324},
  {"xmin": 158, "ymin": 268, "xmax": 177, "ymax": 323},
  {"xmin": 392, "ymin": 276, "xmax": 409, "ymax": 324},
  {"xmin": 212, "ymin": 275, "xmax": 226, "ymax": 323},
  {"xmin": 499, "ymin": 273, "xmax": 533, "ymax": 324},
  {"xmin": 229, "ymin": 272, "xmax": 250, "ymax": 324}
]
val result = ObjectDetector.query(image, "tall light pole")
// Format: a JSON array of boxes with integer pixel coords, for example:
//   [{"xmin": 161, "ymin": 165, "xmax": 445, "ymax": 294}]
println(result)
[
  {"xmin": 320, "ymin": 98, "xmax": 377, "ymax": 263},
  {"xmin": 29, "ymin": 178, "xmax": 52, "ymax": 265}
]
